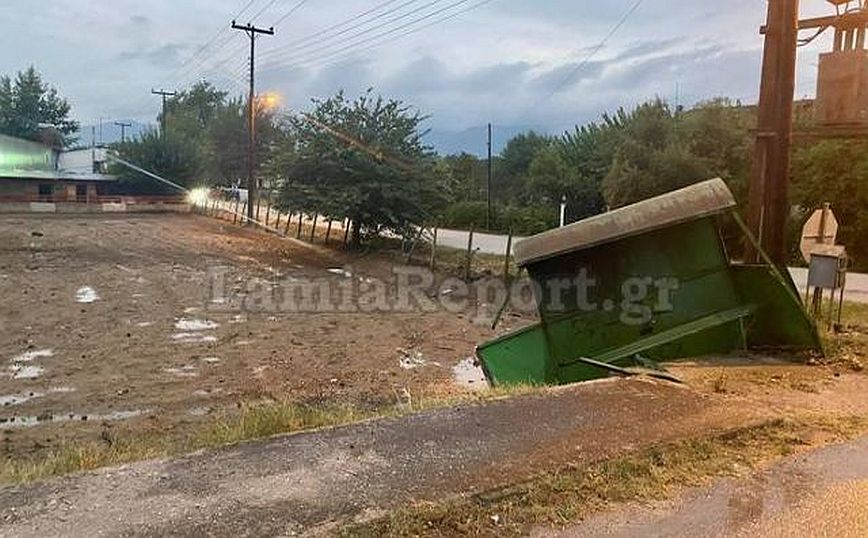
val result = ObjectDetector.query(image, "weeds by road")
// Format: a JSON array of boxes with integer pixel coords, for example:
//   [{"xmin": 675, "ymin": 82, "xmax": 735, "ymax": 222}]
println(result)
[
  {"xmin": 0, "ymin": 384, "xmax": 539, "ymax": 485},
  {"xmin": 340, "ymin": 416, "xmax": 868, "ymax": 537}
]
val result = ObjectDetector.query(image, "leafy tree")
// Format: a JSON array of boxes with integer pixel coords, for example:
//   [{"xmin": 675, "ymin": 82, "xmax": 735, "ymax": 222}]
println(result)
[
  {"xmin": 275, "ymin": 90, "xmax": 446, "ymax": 244},
  {"xmin": 111, "ymin": 130, "xmax": 205, "ymax": 195},
  {"xmin": 497, "ymin": 131, "xmax": 553, "ymax": 202},
  {"xmin": 442, "ymin": 152, "xmax": 486, "ymax": 202},
  {"xmin": 0, "ymin": 66, "xmax": 78, "ymax": 146},
  {"xmin": 792, "ymin": 140, "xmax": 868, "ymax": 270},
  {"xmin": 679, "ymin": 98, "xmax": 754, "ymax": 204},
  {"xmin": 602, "ymin": 99, "xmax": 712, "ymax": 208}
]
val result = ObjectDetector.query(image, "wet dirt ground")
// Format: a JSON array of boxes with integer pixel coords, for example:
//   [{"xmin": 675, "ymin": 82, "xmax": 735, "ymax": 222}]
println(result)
[{"xmin": 0, "ymin": 213, "xmax": 503, "ymax": 457}]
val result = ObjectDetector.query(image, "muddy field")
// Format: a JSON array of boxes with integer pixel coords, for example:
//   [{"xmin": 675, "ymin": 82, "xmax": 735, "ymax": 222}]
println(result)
[{"xmin": 0, "ymin": 213, "xmax": 504, "ymax": 456}]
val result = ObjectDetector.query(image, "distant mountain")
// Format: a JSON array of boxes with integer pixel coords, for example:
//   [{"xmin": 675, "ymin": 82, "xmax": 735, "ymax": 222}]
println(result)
[
  {"xmin": 424, "ymin": 125, "xmax": 550, "ymax": 157},
  {"xmin": 71, "ymin": 120, "xmax": 152, "ymax": 147}
]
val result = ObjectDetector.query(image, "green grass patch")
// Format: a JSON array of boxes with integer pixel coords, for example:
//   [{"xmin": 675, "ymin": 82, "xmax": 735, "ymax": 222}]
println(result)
[{"xmin": 338, "ymin": 415, "xmax": 868, "ymax": 537}]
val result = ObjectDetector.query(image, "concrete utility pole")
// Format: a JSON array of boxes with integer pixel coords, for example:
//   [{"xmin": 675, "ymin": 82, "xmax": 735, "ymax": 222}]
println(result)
[
  {"xmin": 232, "ymin": 20, "xmax": 274, "ymax": 226},
  {"xmin": 746, "ymin": 0, "xmax": 799, "ymax": 266},
  {"xmin": 151, "ymin": 89, "xmax": 177, "ymax": 138},
  {"xmin": 486, "ymin": 123, "xmax": 492, "ymax": 230},
  {"xmin": 114, "ymin": 121, "xmax": 132, "ymax": 143}
]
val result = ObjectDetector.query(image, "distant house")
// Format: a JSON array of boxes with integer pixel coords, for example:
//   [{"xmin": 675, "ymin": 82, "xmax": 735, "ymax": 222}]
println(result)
[{"xmin": 0, "ymin": 134, "xmax": 116, "ymax": 203}]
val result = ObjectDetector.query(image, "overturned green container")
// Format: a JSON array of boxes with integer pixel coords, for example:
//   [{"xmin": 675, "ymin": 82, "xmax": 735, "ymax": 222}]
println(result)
[{"xmin": 477, "ymin": 178, "xmax": 821, "ymax": 386}]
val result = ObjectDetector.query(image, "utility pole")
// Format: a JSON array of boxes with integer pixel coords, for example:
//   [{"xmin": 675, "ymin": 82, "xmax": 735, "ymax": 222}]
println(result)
[
  {"xmin": 486, "ymin": 123, "xmax": 492, "ymax": 230},
  {"xmin": 746, "ymin": 0, "xmax": 799, "ymax": 266},
  {"xmin": 232, "ymin": 20, "xmax": 275, "ymax": 225},
  {"xmin": 151, "ymin": 89, "xmax": 177, "ymax": 138},
  {"xmin": 114, "ymin": 121, "xmax": 132, "ymax": 143}
]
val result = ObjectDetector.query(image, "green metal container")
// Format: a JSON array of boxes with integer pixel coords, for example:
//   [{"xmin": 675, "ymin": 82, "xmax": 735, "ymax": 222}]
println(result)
[{"xmin": 477, "ymin": 179, "xmax": 821, "ymax": 386}]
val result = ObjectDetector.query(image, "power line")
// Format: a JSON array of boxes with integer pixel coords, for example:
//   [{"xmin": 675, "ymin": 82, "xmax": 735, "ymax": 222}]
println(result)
[
  {"xmin": 248, "ymin": 0, "xmax": 281, "ymax": 22},
  {"xmin": 534, "ymin": 0, "xmax": 646, "ymax": 108},
  {"xmin": 260, "ymin": 0, "xmax": 475, "ymax": 71},
  {"xmin": 288, "ymin": 0, "xmax": 498, "ymax": 70},
  {"xmin": 261, "ymin": 0, "xmax": 405, "ymax": 56},
  {"xmin": 260, "ymin": 0, "xmax": 439, "ymax": 65},
  {"xmin": 273, "ymin": 0, "xmax": 311, "ymax": 28},
  {"xmin": 258, "ymin": 0, "xmax": 420, "ymax": 61}
]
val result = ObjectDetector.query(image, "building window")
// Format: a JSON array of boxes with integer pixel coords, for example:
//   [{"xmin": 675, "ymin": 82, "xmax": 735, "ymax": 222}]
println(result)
[{"xmin": 38, "ymin": 184, "xmax": 54, "ymax": 202}]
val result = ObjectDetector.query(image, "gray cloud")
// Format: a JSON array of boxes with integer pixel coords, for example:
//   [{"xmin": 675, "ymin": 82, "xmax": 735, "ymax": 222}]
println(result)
[{"xmin": 0, "ymin": 0, "xmax": 830, "ymax": 135}]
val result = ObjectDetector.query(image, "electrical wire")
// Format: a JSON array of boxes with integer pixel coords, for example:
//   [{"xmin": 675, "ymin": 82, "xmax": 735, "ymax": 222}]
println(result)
[
  {"xmin": 533, "ymin": 0, "xmax": 645, "ymax": 109},
  {"xmin": 259, "ymin": 0, "xmax": 472, "ymax": 71},
  {"xmin": 273, "ymin": 0, "xmax": 311, "ymax": 28},
  {"xmin": 289, "ymin": 0, "xmax": 497, "ymax": 70},
  {"xmin": 260, "ymin": 0, "xmax": 406, "ymax": 57},
  {"xmin": 258, "ymin": 0, "xmax": 424, "ymax": 61}
]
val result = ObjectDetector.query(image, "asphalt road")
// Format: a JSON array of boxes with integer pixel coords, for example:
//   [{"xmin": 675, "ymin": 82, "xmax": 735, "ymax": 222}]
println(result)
[
  {"xmin": 437, "ymin": 228, "xmax": 868, "ymax": 304},
  {"xmin": 0, "ymin": 379, "xmax": 758, "ymax": 537},
  {"xmin": 546, "ymin": 433, "xmax": 868, "ymax": 537}
]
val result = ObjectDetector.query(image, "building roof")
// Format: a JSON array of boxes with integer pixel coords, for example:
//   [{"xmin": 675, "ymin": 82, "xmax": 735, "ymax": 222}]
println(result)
[{"xmin": 513, "ymin": 178, "xmax": 736, "ymax": 267}]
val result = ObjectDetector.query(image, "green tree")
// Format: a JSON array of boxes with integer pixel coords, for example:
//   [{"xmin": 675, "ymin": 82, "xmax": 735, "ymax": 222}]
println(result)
[
  {"xmin": 792, "ymin": 140, "xmax": 868, "ymax": 270},
  {"xmin": 497, "ymin": 131, "xmax": 553, "ymax": 202},
  {"xmin": 111, "ymin": 130, "xmax": 205, "ymax": 195},
  {"xmin": 602, "ymin": 99, "xmax": 712, "ymax": 208},
  {"xmin": 276, "ymin": 90, "xmax": 446, "ymax": 244},
  {"xmin": 0, "ymin": 66, "xmax": 78, "ymax": 146}
]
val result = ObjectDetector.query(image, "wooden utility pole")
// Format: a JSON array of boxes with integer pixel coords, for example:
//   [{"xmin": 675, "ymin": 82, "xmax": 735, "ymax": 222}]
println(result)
[
  {"xmin": 232, "ymin": 21, "xmax": 274, "ymax": 226},
  {"xmin": 113, "ymin": 121, "xmax": 132, "ymax": 143},
  {"xmin": 151, "ymin": 89, "xmax": 177, "ymax": 138},
  {"xmin": 746, "ymin": 0, "xmax": 799, "ymax": 266}
]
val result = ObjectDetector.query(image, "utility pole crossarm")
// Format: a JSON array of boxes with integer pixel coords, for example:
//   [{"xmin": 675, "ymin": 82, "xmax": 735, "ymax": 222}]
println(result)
[
  {"xmin": 113, "ymin": 121, "xmax": 132, "ymax": 143},
  {"xmin": 151, "ymin": 89, "xmax": 177, "ymax": 138},
  {"xmin": 761, "ymin": 9, "xmax": 868, "ymax": 34}
]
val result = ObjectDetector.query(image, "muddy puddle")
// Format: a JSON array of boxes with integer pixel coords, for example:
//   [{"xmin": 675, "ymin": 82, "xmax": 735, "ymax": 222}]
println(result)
[
  {"xmin": 453, "ymin": 357, "xmax": 489, "ymax": 390},
  {"xmin": 0, "ymin": 409, "xmax": 150, "ymax": 428}
]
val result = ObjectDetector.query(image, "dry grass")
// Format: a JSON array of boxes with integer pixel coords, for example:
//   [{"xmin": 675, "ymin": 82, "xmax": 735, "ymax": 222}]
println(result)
[
  {"xmin": 339, "ymin": 415, "xmax": 868, "ymax": 537},
  {"xmin": 820, "ymin": 301, "xmax": 868, "ymax": 372},
  {"xmin": 0, "ymin": 383, "xmax": 541, "ymax": 486}
]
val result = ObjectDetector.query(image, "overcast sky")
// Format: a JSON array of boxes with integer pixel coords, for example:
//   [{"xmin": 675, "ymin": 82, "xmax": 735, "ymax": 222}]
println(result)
[{"xmin": 1, "ymin": 0, "xmax": 838, "ymax": 134}]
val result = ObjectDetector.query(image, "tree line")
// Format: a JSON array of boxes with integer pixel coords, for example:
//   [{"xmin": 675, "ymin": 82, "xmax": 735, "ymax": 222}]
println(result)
[{"xmin": 1, "ymin": 67, "xmax": 865, "ymax": 268}]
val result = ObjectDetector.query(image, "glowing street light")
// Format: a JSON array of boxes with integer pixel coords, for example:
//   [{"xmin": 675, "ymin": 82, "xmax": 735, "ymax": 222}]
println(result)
[{"xmin": 257, "ymin": 92, "xmax": 281, "ymax": 111}]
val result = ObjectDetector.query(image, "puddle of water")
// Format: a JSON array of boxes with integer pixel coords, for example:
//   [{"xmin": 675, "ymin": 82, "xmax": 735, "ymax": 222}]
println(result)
[
  {"xmin": 453, "ymin": 357, "xmax": 490, "ymax": 391},
  {"xmin": 399, "ymin": 350, "xmax": 440, "ymax": 370},
  {"xmin": 136, "ymin": 321, "xmax": 154, "ymax": 328},
  {"xmin": 201, "ymin": 357, "xmax": 221, "ymax": 364},
  {"xmin": 171, "ymin": 333, "xmax": 218, "ymax": 344},
  {"xmin": 0, "ymin": 387, "xmax": 75, "ymax": 407},
  {"xmin": 0, "ymin": 408, "xmax": 150, "ymax": 428},
  {"xmin": 11, "ymin": 349, "xmax": 54, "ymax": 362},
  {"xmin": 188, "ymin": 406, "xmax": 210, "ymax": 417},
  {"xmin": 10, "ymin": 365, "xmax": 44, "ymax": 380},
  {"xmin": 174, "ymin": 318, "xmax": 219, "ymax": 331},
  {"xmin": 192, "ymin": 388, "xmax": 224, "ymax": 397},
  {"xmin": 163, "ymin": 366, "xmax": 198, "ymax": 377},
  {"xmin": 75, "ymin": 286, "xmax": 100, "ymax": 303}
]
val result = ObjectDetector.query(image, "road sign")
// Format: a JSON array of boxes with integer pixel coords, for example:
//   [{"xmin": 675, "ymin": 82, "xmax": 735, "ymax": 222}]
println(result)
[{"xmin": 800, "ymin": 204, "xmax": 839, "ymax": 263}]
